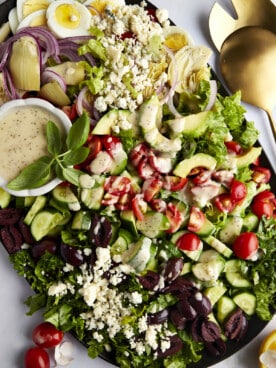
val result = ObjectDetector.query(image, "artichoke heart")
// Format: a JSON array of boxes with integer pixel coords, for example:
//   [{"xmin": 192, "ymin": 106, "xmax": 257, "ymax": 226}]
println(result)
[
  {"xmin": 46, "ymin": 62, "xmax": 85, "ymax": 85},
  {"xmin": 168, "ymin": 45, "xmax": 212, "ymax": 93},
  {"xmin": 9, "ymin": 36, "xmax": 40, "ymax": 91},
  {"xmin": 39, "ymin": 81, "xmax": 71, "ymax": 107}
]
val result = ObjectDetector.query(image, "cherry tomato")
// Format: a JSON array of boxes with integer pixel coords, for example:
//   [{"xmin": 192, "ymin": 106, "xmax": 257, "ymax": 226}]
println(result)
[
  {"xmin": 104, "ymin": 176, "xmax": 132, "ymax": 196},
  {"xmin": 191, "ymin": 169, "xmax": 212, "ymax": 185},
  {"xmin": 150, "ymin": 198, "xmax": 167, "ymax": 213},
  {"xmin": 163, "ymin": 176, "xmax": 188, "ymax": 191},
  {"xmin": 251, "ymin": 166, "xmax": 271, "ymax": 185},
  {"xmin": 166, "ymin": 203, "xmax": 183, "ymax": 233},
  {"xmin": 148, "ymin": 151, "xmax": 172, "ymax": 174},
  {"xmin": 61, "ymin": 103, "xmax": 78, "ymax": 120},
  {"xmin": 86, "ymin": 135, "xmax": 102, "ymax": 161},
  {"xmin": 253, "ymin": 190, "xmax": 275, "ymax": 203},
  {"xmin": 232, "ymin": 232, "xmax": 259, "ymax": 259},
  {"xmin": 176, "ymin": 232, "xmax": 202, "ymax": 251},
  {"xmin": 129, "ymin": 143, "xmax": 149, "ymax": 168},
  {"xmin": 24, "ymin": 347, "xmax": 50, "ymax": 368},
  {"xmin": 137, "ymin": 157, "xmax": 156, "ymax": 179},
  {"xmin": 251, "ymin": 200, "xmax": 274, "ymax": 219},
  {"xmin": 142, "ymin": 178, "xmax": 163, "ymax": 202},
  {"xmin": 187, "ymin": 206, "xmax": 205, "ymax": 233},
  {"xmin": 132, "ymin": 195, "xmax": 146, "ymax": 221},
  {"xmin": 101, "ymin": 135, "xmax": 122, "ymax": 157},
  {"xmin": 214, "ymin": 193, "xmax": 235, "ymax": 213},
  {"xmin": 225, "ymin": 141, "xmax": 242, "ymax": 155},
  {"xmin": 230, "ymin": 180, "xmax": 247, "ymax": 204},
  {"xmin": 32, "ymin": 322, "xmax": 64, "ymax": 348}
]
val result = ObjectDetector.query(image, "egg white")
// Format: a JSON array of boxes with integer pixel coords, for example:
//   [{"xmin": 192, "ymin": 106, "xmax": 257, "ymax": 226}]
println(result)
[
  {"xmin": 46, "ymin": 0, "xmax": 92, "ymax": 39},
  {"xmin": 8, "ymin": 7, "xmax": 19, "ymax": 34},
  {"xmin": 16, "ymin": 0, "xmax": 53, "ymax": 23},
  {"xmin": 17, "ymin": 9, "xmax": 47, "ymax": 30}
]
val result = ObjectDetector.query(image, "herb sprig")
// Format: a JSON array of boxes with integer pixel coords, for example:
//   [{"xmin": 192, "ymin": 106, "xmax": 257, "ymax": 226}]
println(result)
[{"xmin": 7, "ymin": 112, "xmax": 90, "ymax": 190}]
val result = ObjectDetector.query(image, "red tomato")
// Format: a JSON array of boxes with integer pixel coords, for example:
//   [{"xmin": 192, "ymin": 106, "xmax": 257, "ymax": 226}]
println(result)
[
  {"xmin": 61, "ymin": 103, "xmax": 78, "ymax": 120},
  {"xmin": 32, "ymin": 322, "xmax": 64, "ymax": 348},
  {"xmin": 104, "ymin": 176, "xmax": 132, "ymax": 196},
  {"xmin": 187, "ymin": 206, "xmax": 205, "ymax": 233},
  {"xmin": 253, "ymin": 190, "xmax": 275, "ymax": 203},
  {"xmin": 225, "ymin": 141, "xmax": 242, "ymax": 155},
  {"xmin": 150, "ymin": 198, "xmax": 167, "ymax": 213},
  {"xmin": 101, "ymin": 135, "xmax": 121, "ymax": 155},
  {"xmin": 176, "ymin": 232, "xmax": 202, "ymax": 251},
  {"xmin": 137, "ymin": 157, "xmax": 156, "ymax": 179},
  {"xmin": 251, "ymin": 200, "xmax": 274, "ymax": 219},
  {"xmin": 24, "ymin": 347, "xmax": 50, "ymax": 368},
  {"xmin": 166, "ymin": 203, "xmax": 183, "ymax": 233},
  {"xmin": 214, "ymin": 193, "xmax": 235, "ymax": 213},
  {"xmin": 251, "ymin": 166, "xmax": 271, "ymax": 184},
  {"xmin": 86, "ymin": 135, "xmax": 102, "ymax": 161},
  {"xmin": 129, "ymin": 143, "xmax": 149, "ymax": 168},
  {"xmin": 192, "ymin": 169, "xmax": 212, "ymax": 185},
  {"xmin": 230, "ymin": 180, "xmax": 247, "ymax": 204},
  {"xmin": 142, "ymin": 178, "xmax": 163, "ymax": 202},
  {"xmin": 232, "ymin": 232, "xmax": 259, "ymax": 259},
  {"xmin": 132, "ymin": 195, "xmax": 146, "ymax": 221},
  {"xmin": 148, "ymin": 151, "xmax": 172, "ymax": 174},
  {"xmin": 163, "ymin": 176, "xmax": 188, "ymax": 191}
]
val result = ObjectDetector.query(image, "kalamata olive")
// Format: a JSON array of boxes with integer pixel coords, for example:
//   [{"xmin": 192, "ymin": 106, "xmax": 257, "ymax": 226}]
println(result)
[
  {"xmin": 138, "ymin": 270, "xmax": 161, "ymax": 290},
  {"xmin": 224, "ymin": 308, "xmax": 248, "ymax": 341},
  {"xmin": 31, "ymin": 239, "xmax": 57, "ymax": 260},
  {"xmin": 191, "ymin": 317, "xmax": 205, "ymax": 342},
  {"xmin": 163, "ymin": 257, "xmax": 184, "ymax": 283},
  {"xmin": 189, "ymin": 292, "xmax": 212, "ymax": 316},
  {"xmin": 156, "ymin": 335, "xmax": 183, "ymax": 358},
  {"xmin": 0, "ymin": 225, "xmax": 23, "ymax": 253},
  {"xmin": 0, "ymin": 208, "xmax": 22, "ymax": 225},
  {"xmin": 205, "ymin": 337, "xmax": 227, "ymax": 357},
  {"xmin": 176, "ymin": 299, "xmax": 197, "ymax": 320},
  {"xmin": 169, "ymin": 307, "xmax": 187, "ymax": 330},
  {"xmin": 19, "ymin": 216, "xmax": 36, "ymax": 245},
  {"xmin": 148, "ymin": 309, "xmax": 169, "ymax": 325},
  {"xmin": 89, "ymin": 214, "xmax": 112, "ymax": 247},
  {"xmin": 60, "ymin": 243, "xmax": 85, "ymax": 266},
  {"xmin": 201, "ymin": 320, "xmax": 221, "ymax": 342},
  {"xmin": 162, "ymin": 276, "xmax": 197, "ymax": 298}
]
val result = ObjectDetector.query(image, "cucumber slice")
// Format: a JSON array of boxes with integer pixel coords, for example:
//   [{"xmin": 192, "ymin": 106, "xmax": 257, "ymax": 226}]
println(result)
[
  {"xmin": 31, "ymin": 210, "xmax": 68, "ymax": 241},
  {"xmin": 53, "ymin": 185, "xmax": 78, "ymax": 204},
  {"xmin": 81, "ymin": 186, "xmax": 104, "ymax": 210},
  {"xmin": 72, "ymin": 211, "xmax": 91, "ymax": 230},
  {"xmin": 122, "ymin": 237, "xmax": 152, "ymax": 272},
  {"xmin": 0, "ymin": 187, "xmax": 11, "ymax": 208},
  {"xmin": 219, "ymin": 216, "xmax": 243, "ymax": 244},
  {"xmin": 225, "ymin": 271, "xmax": 252, "ymax": 288},
  {"xmin": 24, "ymin": 195, "xmax": 47, "ymax": 225},
  {"xmin": 216, "ymin": 296, "xmax": 236, "ymax": 323},
  {"xmin": 192, "ymin": 259, "xmax": 225, "ymax": 282},
  {"xmin": 204, "ymin": 235, "xmax": 233, "ymax": 258},
  {"xmin": 204, "ymin": 283, "xmax": 227, "ymax": 306},
  {"xmin": 120, "ymin": 210, "xmax": 138, "ymax": 237},
  {"xmin": 136, "ymin": 211, "xmax": 170, "ymax": 238},
  {"xmin": 233, "ymin": 292, "xmax": 256, "ymax": 316}
]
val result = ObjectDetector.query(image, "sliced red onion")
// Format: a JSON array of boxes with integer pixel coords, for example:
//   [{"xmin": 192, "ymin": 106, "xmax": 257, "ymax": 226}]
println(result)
[
  {"xmin": 167, "ymin": 93, "xmax": 183, "ymax": 118},
  {"xmin": 204, "ymin": 79, "xmax": 217, "ymax": 111},
  {"xmin": 160, "ymin": 45, "xmax": 178, "ymax": 104},
  {"xmin": 2, "ymin": 67, "xmax": 19, "ymax": 100},
  {"xmin": 76, "ymin": 86, "xmax": 89, "ymax": 115},
  {"xmin": 41, "ymin": 69, "xmax": 67, "ymax": 92}
]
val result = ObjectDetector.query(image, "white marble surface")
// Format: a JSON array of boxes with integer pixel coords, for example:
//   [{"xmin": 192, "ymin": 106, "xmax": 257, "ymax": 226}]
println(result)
[{"xmin": 0, "ymin": 1, "xmax": 275, "ymax": 367}]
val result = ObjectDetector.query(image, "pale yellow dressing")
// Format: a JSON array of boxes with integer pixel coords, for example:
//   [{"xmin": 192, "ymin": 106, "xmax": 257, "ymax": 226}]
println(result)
[{"xmin": 0, "ymin": 105, "xmax": 65, "ymax": 182}]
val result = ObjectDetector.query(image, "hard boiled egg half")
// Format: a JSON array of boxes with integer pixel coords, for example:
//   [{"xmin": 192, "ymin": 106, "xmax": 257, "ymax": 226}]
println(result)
[{"xmin": 46, "ymin": 0, "xmax": 92, "ymax": 38}]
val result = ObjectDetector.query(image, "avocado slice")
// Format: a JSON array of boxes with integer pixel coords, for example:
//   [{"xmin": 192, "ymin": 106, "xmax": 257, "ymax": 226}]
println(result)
[
  {"xmin": 173, "ymin": 153, "xmax": 217, "ymax": 178},
  {"xmin": 139, "ymin": 96, "xmax": 182, "ymax": 153},
  {"xmin": 166, "ymin": 110, "xmax": 211, "ymax": 138},
  {"xmin": 92, "ymin": 109, "xmax": 139, "ymax": 136},
  {"xmin": 235, "ymin": 147, "xmax": 262, "ymax": 168}
]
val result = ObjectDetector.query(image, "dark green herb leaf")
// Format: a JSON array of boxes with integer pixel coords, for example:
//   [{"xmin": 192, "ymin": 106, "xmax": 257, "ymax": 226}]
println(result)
[
  {"xmin": 62, "ymin": 146, "xmax": 90, "ymax": 166},
  {"xmin": 46, "ymin": 121, "xmax": 62, "ymax": 155},
  {"xmin": 66, "ymin": 112, "xmax": 90, "ymax": 151},
  {"xmin": 60, "ymin": 167, "xmax": 83, "ymax": 186},
  {"xmin": 7, "ymin": 156, "xmax": 53, "ymax": 190}
]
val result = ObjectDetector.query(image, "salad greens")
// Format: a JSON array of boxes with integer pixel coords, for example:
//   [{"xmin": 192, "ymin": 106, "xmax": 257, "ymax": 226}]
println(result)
[{"xmin": 0, "ymin": 1, "xmax": 275, "ymax": 368}]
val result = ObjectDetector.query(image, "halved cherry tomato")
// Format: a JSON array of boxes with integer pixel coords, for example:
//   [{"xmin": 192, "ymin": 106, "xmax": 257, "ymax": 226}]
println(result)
[
  {"xmin": 176, "ymin": 232, "xmax": 202, "ymax": 251},
  {"xmin": 129, "ymin": 143, "xmax": 149, "ymax": 168},
  {"xmin": 232, "ymin": 232, "xmax": 259, "ymax": 259},
  {"xmin": 61, "ymin": 103, "xmax": 78, "ymax": 120},
  {"xmin": 230, "ymin": 180, "xmax": 247, "ymax": 204},
  {"xmin": 251, "ymin": 190, "xmax": 275, "ymax": 219},
  {"xmin": 24, "ymin": 347, "xmax": 50, "ymax": 368},
  {"xmin": 101, "ymin": 135, "xmax": 122, "ymax": 157},
  {"xmin": 148, "ymin": 151, "xmax": 172, "ymax": 174},
  {"xmin": 104, "ymin": 176, "xmax": 132, "ymax": 196},
  {"xmin": 225, "ymin": 141, "xmax": 242, "ymax": 155},
  {"xmin": 163, "ymin": 176, "xmax": 188, "ymax": 191},
  {"xmin": 191, "ymin": 169, "xmax": 212, "ymax": 185},
  {"xmin": 251, "ymin": 166, "xmax": 271, "ymax": 185},
  {"xmin": 150, "ymin": 198, "xmax": 167, "ymax": 213},
  {"xmin": 142, "ymin": 178, "xmax": 163, "ymax": 202},
  {"xmin": 32, "ymin": 322, "xmax": 64, "ymax": 349},
  {"xmin": 253, "ymin": 190, "xmax": 275, "ymax": 203},
  {"xmin": 166, "ymin": 203, "xmax": 183, "ymax": 233},
  {"xmin": 187, "ymin": 206, "xmax": 205, "ymax": 233},
  {"xmin": 137, "ymin": 157, "xmax": 156, "ymax": 179},
  {"xmin": 132, "ymin": 194, "xmax": 146, "ymax": 221},
  {"xmin": 86, "ymin": 135, "xmax": 102, "ymax": 161},
  {"xmin": 214, "ymin": 193, "xmax": 235, "ymax": 213}
]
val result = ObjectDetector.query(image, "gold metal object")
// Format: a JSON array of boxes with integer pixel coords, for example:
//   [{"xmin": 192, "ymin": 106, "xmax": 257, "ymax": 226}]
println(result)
[
  {"xmin": 209, "ymin": 0, "xmax": 276, "ymax": 51},
  {"xmin": 220, "ymin": 26, "xmax": 276, "ymax": 141}
]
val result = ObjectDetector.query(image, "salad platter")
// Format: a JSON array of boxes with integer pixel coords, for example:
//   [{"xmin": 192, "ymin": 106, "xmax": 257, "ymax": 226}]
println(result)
[{"xmin": 0, "ymin": 0, "xmax": 275, "ymax": 367}]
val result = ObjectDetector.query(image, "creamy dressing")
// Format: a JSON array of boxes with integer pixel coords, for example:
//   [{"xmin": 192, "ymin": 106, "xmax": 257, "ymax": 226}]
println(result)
[{"xmin": 0, "ymin": 105, "xmax": 65, "ymax": 182}]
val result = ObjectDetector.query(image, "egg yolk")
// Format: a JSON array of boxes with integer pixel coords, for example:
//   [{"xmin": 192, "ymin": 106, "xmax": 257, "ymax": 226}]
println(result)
[
  {"xmin": 164, "ymin": 34, "xmax": 189, "ymax": 52},
  {"xmin": 54, "ymin": 4, "xmax": 81, "ymax": 29}
]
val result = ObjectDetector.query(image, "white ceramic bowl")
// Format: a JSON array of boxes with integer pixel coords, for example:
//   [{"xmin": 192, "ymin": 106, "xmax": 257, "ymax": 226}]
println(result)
[{"xmin": 0, "ymin": 98, "xmax": 72, "ymax": 197}]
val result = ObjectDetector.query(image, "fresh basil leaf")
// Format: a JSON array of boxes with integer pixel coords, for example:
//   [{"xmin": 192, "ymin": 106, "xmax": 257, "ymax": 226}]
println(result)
[
  {"xmin": 66, "ymin": 112, "xmax": 90, "ymax": 151},
  {"xmin": 62, "ymin": 147, "xmax": 90, "ymax": 166},
  {"xmin": 46, "ymin": 121, "xmax": 62, "ymax": 155},
  {"xmin": 7, "ymin": 156, "xmax": 53, "ymax": 190},
  {"xmin": 60, "ymin": 167, "xmax": 83, "ymax": 186}
]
